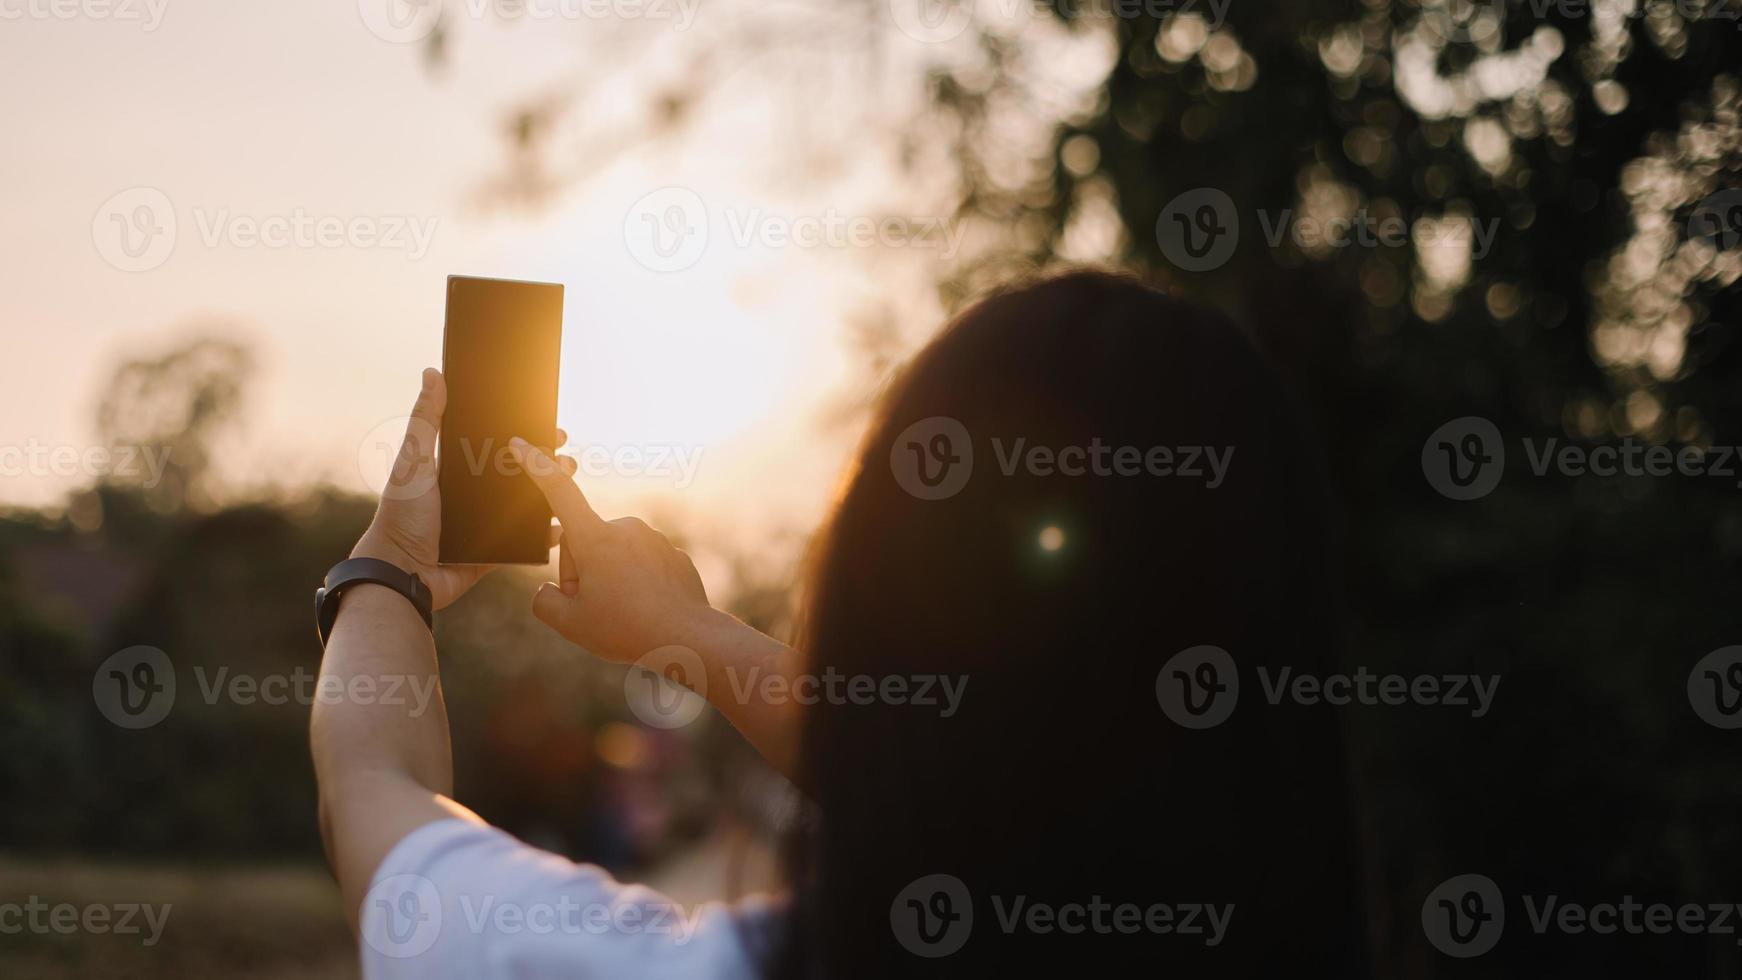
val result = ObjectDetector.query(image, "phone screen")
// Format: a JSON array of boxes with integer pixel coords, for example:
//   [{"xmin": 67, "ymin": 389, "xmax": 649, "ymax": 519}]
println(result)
[{"xmin": 439, "ymin": 275, "xmax": 564, "ymax": 565}]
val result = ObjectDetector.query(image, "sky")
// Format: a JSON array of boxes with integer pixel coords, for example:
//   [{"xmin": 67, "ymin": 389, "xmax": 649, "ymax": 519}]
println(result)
[{"xmin": 1, "ymin": 0, "xmax": 972, "ymax": 560}]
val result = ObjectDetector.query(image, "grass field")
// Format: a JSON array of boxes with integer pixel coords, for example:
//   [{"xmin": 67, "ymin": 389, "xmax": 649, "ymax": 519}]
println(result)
[{"xmin": 0, "ymin": 858, "xmax": 359, "ymax": 979}]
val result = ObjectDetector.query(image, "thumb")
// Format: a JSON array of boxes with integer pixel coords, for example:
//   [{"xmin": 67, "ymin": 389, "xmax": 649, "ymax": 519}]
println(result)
[{"xmin": 532, "ymin": 582, "xmax": 574, "ymax": 633}]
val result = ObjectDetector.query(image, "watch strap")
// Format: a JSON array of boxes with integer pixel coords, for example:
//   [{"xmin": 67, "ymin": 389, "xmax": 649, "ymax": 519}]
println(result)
[{"xmin": 315, "ymin": 557, "xmax": 434, "ymax": 647}]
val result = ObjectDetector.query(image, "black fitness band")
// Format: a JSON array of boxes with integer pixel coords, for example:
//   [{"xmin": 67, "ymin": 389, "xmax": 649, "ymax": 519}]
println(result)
[{"xmin": 314, "ymin": 557, "xmax": 434, "ymax": 647}]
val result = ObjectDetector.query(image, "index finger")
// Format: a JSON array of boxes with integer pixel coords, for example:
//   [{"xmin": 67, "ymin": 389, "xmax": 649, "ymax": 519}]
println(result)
[{"xmin": 509, "ymin": 437, "xmax": 607, "ymax": 540}]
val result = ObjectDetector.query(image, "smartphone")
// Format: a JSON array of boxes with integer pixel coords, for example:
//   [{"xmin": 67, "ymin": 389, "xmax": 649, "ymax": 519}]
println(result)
[{"xmin": 438, "ymin": 275, "xmax": 564, "ymax": 565}]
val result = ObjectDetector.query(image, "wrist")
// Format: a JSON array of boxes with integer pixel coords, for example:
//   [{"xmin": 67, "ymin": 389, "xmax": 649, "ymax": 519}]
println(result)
[
  {"xmin": 681, "ymin": 606, "xmax": 795, "ymax": 682},
  {"xmin": 317, "ymin": 555, "xmax": 436, "ymax": 647},
  {"xmin": 351, "ymin": 530, "xmax": 420, "ymax": 572},
  {"xmin": 677, "ymin": 605, "xmax": 741, "ymax": 656},
  {"xmin": 676, "ymin": 606, "xmax": 802, "ymax": 779}
]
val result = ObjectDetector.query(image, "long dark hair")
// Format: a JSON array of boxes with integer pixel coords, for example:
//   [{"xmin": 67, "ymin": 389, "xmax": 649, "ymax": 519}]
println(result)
[{"xmin": 776, "ymin": 270, "xmax": 1364, "ymax": 977}]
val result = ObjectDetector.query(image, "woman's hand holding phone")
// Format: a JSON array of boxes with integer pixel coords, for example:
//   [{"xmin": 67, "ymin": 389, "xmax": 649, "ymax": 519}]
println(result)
[
  {"xmin": 352, "ymin": 382, "xmax": 801, "ymax": 776},
  {"xmin": 354, "ymin": 369, "xmax": 570, "ymax": 610}
]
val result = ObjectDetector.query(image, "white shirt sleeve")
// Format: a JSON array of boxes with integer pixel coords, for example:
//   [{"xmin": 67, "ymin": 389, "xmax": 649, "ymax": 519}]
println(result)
[{"xmin": 359, "ymin": 818, "xmax": 784, "ymax": 980}]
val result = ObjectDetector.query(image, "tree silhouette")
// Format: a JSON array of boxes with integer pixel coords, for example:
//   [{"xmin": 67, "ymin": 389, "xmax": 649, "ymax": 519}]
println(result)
[{"xmin": 94, "ymin": 334, "xmax": 254, "ymax": 513}]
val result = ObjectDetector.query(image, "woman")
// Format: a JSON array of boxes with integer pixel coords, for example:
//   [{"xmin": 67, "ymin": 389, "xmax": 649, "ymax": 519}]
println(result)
[{"xmin": 310, "ymin": 270, "xmax": 1366, "ymax": 978}]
